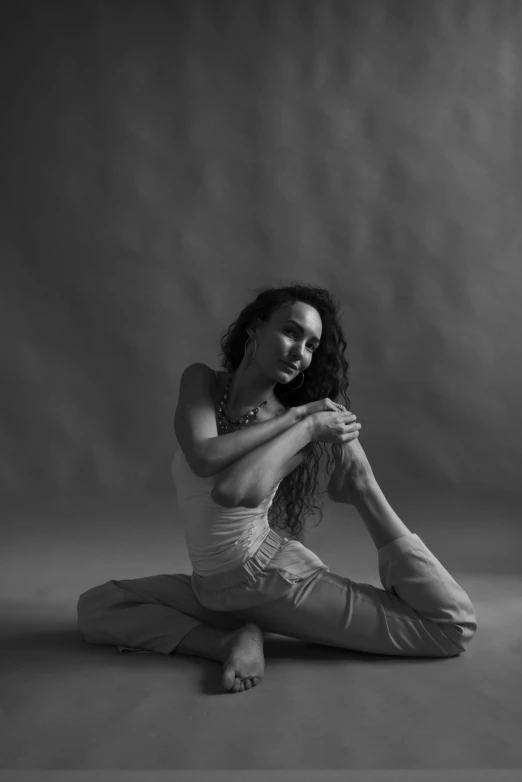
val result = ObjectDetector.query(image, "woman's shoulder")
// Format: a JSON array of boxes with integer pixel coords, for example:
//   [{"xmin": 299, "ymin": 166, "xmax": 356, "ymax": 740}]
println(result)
[
  {"xmin": 186, "ymin": 363, "xmax": 229, "ymax": 406},
  {"xmin": 183, "ymin": 362, "xmax": 225, "ymax": 382}
]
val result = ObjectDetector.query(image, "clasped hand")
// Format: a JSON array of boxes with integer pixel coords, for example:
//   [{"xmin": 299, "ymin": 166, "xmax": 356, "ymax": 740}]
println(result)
[{"xmin": 295, "ymin": 398, "xmax": 361, "ymax": 444}]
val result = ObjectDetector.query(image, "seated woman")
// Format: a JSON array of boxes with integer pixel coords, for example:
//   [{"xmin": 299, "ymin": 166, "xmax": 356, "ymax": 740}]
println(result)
[{"xmin": 77, "ymin": 283, "xmax": 477, "ymax": 694}]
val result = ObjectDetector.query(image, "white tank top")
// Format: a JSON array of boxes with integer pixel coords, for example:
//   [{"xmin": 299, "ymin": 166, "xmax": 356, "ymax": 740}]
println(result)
[{"xmin": 171, "ymin": 371, "xmax": 283, "ymax": 577}]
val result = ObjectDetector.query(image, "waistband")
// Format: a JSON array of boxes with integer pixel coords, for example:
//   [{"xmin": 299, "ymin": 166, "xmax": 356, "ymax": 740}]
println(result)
[{"xmin": 191, "ymin": 527, "xmax": 287, "ymax": 591}]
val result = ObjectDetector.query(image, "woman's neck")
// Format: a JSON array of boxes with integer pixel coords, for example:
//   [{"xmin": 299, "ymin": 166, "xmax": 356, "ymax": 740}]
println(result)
[{"xmin": 226, "ymin": 365, "xmax": 276, "ymax": 419}]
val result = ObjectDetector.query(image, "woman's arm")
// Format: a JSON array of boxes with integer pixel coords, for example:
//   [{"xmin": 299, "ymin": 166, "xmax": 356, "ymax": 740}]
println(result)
[
  {"xmin": 201, "ymin": 407, "xmax": 304, "ymax": 478},
  {"xmin": 212, "ymin": 418, "xmax": 315, "ymax": 508}
]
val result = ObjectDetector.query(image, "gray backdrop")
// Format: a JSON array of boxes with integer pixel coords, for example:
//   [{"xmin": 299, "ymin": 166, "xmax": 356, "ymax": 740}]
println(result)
[{"xmin": 3, "ymin": 0, "xmax": 521, "ymax": 503}]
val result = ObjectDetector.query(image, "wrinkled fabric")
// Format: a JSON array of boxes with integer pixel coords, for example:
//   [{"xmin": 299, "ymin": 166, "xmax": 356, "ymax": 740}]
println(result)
[
  {"xmin": 78, "ymin": 529, "xmax": 477, "ymax": 659},
  {"xmin": 171, "ymin": 444, "xmax": 281, "ymax": 577}
]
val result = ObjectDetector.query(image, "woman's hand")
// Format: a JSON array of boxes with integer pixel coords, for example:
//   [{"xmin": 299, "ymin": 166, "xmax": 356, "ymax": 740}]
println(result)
[
  {"xmin": 308, "ymin": 410, "xmax": 361, "ymax": 444},
  {"xmin": 294, "ymin": 398, "xmax": 361, "ymax": 445},
  {"xmin": 296, "ymin": 398, "xmax": 348, "ymax": 419}
]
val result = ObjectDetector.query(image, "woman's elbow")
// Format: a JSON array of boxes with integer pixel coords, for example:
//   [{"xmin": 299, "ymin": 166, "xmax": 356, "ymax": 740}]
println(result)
[{"xmin": 210, "ymin": 484, "xmax": 249, "ymax": 508}]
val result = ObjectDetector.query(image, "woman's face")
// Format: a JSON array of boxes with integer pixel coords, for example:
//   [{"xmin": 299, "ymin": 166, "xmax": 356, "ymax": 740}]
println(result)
[{"xmin": 250, "ymin": 301, "xmax": 323, "ymax": 381}]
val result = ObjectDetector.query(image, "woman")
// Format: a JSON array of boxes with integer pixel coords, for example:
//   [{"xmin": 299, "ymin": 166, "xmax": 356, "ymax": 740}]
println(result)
[{"xmin": 77, "ymin": 283, "xmax": 477, "ymax": 694}]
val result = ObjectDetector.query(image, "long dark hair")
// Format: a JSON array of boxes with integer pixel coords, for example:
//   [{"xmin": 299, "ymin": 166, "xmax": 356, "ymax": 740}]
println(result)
[{"xmin": 217, "ymin": 282, "xmax": 352, "ymax": 539}]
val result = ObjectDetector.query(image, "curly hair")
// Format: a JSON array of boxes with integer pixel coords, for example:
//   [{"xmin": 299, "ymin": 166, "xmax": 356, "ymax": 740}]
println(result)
[{"xmin": 217, "ymin": 281, "xmax": 352, "ymax": 539}]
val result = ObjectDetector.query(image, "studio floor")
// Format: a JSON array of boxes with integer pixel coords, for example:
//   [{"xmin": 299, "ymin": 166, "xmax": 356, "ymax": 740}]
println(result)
[{"xmin": 1, "ymin": 486, "xmax": 521, "ymax": 771}]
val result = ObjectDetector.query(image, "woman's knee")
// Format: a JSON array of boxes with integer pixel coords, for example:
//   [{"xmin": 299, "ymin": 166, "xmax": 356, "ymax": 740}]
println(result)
[
  {"xmin": 441, "ymin": 615, "xmax": 478, "ymax": 656},
  {"xmin": 77, "ymin": 580, "xmax": 121, "ymax": 644},
  {"xmin": 433, "ymin": 589, "xmax": 478, "ymax": 655}
]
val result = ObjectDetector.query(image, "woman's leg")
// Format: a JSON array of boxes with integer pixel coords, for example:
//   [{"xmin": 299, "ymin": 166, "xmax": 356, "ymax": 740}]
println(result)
[
  {"xmin": 77, "ymin": 574, "xmax": 264, "ymax": 693},
  {"xmin": 328, "ymin": 438, "xmax": 477, "ymax": 643},
  {"xmin": 328, "ymin": 437, "xmax": 411, "ymax": 549},
  {"xmin": 223, "ymin": 442, "xmax": 477, "ymax": 657}
]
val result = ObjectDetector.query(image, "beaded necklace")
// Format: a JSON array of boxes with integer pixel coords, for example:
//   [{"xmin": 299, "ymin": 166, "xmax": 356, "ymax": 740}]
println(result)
[{"xmin": 216, "ymin": 375, "xmax": 272, "ymax": 435}]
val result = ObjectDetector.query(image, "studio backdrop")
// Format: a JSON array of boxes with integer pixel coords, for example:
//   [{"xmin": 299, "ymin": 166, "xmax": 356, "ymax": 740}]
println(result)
[{"xmin": 2, "ymin": 0, "xmax": 521, "ymax": 504}]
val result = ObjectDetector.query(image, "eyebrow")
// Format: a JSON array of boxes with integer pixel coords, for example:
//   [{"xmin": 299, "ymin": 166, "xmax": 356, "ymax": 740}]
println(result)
[{"xmin": 285, "ymin": 319, "xmax": 321, "ymax": 344}]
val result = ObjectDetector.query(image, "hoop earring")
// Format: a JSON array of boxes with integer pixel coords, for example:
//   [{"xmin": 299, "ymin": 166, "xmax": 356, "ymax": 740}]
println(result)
[
  {"xmin": 244, "ymin": 335, "xmax": 257, "ymax": 359},
  {"xmin": 288, "ymin": 372, "xmax": 304, "ymax": 389}
]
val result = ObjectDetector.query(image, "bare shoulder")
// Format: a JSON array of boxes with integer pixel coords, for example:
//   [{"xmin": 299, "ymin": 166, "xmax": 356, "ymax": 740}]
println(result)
[
  {"xmin": 181, "ymin": 362, "xmax": 217, "ymax": 383},
  {"xmin": 182, "ymin": 362, "xmax": 212, "ymax": 375},
  {"xmin": 181, "ymin": 362, "xmax": 223, "ymax": 404}
]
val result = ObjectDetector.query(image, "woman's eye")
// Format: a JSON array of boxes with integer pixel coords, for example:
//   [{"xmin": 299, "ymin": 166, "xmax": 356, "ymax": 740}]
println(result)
[{"xmin": 284, "ymin": 329, "xmax": 314, "ymax": 352}]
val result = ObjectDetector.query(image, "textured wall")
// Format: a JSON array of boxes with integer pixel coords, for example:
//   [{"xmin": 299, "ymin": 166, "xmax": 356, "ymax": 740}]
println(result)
[{"xmin": 2, "ymin": 0, "xmax": 522, "ymax": 499}]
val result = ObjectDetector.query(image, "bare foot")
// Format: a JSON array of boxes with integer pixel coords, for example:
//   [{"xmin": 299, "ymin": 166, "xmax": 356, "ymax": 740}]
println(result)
[
  {"xmin": 220, "ymin": 623, "xmax": 265, "ymax": 694},
  {"xmin": 327, "ymin": 437, "xmax": 374, "ymax": 505}
]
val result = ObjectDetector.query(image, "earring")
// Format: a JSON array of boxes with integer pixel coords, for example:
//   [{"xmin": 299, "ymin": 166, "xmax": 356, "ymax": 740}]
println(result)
[{"xmin": 244, "ymin": 335, "xmax": 257, "ymax": 359}]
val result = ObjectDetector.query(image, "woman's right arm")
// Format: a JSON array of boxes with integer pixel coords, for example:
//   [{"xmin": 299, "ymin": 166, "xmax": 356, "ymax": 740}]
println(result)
[{"xmin": 174, "ymin": 363, "xmax": 304, "ymax": 479}]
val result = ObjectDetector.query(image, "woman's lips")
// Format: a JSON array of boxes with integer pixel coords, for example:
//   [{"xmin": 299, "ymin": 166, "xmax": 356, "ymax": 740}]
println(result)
[{"xmin": 280, "ymin": 360, "xmax": 297, "ymax": 371}]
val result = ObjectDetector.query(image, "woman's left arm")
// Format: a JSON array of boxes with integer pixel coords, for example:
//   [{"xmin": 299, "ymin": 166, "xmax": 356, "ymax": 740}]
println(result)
[
  {"xmin": 278, "ymin": 441, "xmax": 315, "ymax": 480},
  {"xmin": 212, "ymin": 398, "xmax": 346, "ymax": 507},
  {"xmin": 239, "ymin": 440, "xmax": 315, "ymax": 507},
  {"xmin": 212, "ymin": 417, "xmax": 315, "ymax": 508}
]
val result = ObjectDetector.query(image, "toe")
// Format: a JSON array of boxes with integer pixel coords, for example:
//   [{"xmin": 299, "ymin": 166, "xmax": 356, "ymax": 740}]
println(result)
[
  {"xmin": 244, "ymin": 679, "xmax": 252, "ymax": 689},
  {"xmin": 222, "ymin": 664, "xmax": 236, "ymax": 692}
]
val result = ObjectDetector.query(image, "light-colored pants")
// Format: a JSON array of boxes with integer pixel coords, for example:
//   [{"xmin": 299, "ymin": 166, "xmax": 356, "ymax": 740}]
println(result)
[{"xmin": 77, "ymin": 528, "xmax": 477, "ymax": 658}]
